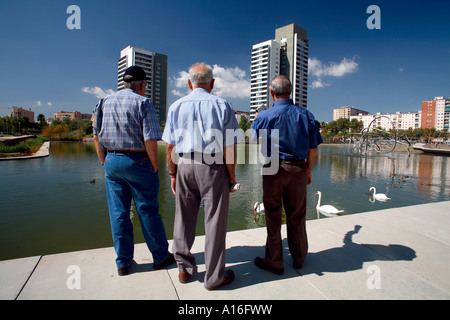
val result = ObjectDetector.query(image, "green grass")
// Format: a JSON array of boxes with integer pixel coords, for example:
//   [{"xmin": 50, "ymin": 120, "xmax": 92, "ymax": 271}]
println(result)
[{"xmin": 0, "ymin": 137, "xmax": 47, "ymax": 154}]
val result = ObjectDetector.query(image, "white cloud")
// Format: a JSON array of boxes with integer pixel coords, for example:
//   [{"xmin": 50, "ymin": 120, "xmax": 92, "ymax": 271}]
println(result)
[
  {"xmin": 308, "ymin": 58, "xmax": 325, "ymax": 78},
  {"xmin": 311, "ymin": 80, "xmax": 329, "ymax": 89},
  {"xmin": 47, "ymin": 102, "xmax": 52, "ymax": 106},
  {"xmin": 82, "ymin": 86, "xmax": 115, "ymax": 99},
  {"xmin": 326, "ymin": 57, "xmax": 359, "ymax": 77},
  {"xmin": 172, "ymin": 65, "xmax": 250, "ymax": 99},
  {"xmin": 173, "ymin": 71, "xmax": 189, "ymax": 88},
  {"xmin": 171, "ymin": 89, "xmax": 185, "ymax": 97},
  {"xmin": 308, "ymin": 56, "xmax": 359, "ymax": 89},
  {"xmin": 212, "ymin": 65, "xmax": 250, "ymax": 99},
  {"xmin": 309, "ymin": 56, "xmax": 359, "ymax": 78},
  {"xmin": 35, "ymin": 101, "xmax": 41, "ymax": 107},
  {"xmin": 399, "ymin": 67, "xmax": 406, "ymax": 73}
]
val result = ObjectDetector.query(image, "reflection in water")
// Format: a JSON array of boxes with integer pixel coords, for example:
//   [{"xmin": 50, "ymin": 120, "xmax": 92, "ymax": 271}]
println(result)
[
  {"xmin": 322, "ymin": 145, "xmax": 450, "ymax": 202},
  {"xmin": 0, "ymin": 142, "xmax": 448, "ymax": 261}
]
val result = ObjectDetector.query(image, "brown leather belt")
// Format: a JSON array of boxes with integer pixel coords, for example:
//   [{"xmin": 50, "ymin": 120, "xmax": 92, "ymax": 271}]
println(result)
[{"xmin": 108, "ymin": 150, "xmax": 146, "ymax": 154}]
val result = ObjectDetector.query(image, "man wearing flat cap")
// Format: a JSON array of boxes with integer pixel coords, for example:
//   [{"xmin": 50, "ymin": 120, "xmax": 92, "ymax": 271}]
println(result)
[{"xmin": 93, "ymin": 65, "xmax": 174, "ymax": 276}]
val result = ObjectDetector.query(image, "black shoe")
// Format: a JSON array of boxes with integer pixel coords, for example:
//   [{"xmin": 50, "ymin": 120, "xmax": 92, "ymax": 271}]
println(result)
[
  {"xmin": 254, "ymin": 257, "xmax": 284, "ymax": 275},
  {"xmin": 293, "ymin": 262, "xmax": 302, "ymax": 269},
  {"xmin": 153, "ymin": 253, "xmax": 176, "ymax": 270},
  {"xmin": 118, "ymin": 261, "xmax": 133, "ymax": 276}
]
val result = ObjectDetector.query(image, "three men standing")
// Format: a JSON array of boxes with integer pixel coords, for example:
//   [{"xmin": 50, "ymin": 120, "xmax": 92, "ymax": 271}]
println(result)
[{"xmin": 94, "ymin": 65, "xmax": 322, "ymax": 287}]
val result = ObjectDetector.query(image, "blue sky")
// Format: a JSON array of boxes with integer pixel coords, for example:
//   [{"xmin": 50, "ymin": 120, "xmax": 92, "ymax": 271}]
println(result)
[{"xmin": 0, "ymin": 0, "xmax": 449, "ymax": 122}]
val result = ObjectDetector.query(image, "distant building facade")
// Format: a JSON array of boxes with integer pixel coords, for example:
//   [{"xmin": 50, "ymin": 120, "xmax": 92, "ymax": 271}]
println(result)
[
  {"xmin": 54, "ymin": 111, "xmax": 92, "ymax": 121},
  {"xmin": 421, "ymin": 96, "xmax": 450, "ymax": 132},
  {"xmin": 234, "ymin": 110, "xmax": 251, "ymax": 123},
  {"xmin": 10, "ymin": 106, "xmax": 34, "ymax": 122},
  {"xmin": 349, "ymin": 111, "xmax": 422, "ymax": 131},
  {"xmin": 333, "ymin": 96, "xmax": 450, "ymax": 133},
  {"xmin": 333, "ymin": 106, "xmax": 369, "ymax": 121}
]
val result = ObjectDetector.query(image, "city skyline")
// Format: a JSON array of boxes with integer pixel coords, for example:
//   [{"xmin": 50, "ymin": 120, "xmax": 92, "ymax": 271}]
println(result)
[{"xmin": 0, "ymin": 0, "xmax": 449, "ymax": 123}]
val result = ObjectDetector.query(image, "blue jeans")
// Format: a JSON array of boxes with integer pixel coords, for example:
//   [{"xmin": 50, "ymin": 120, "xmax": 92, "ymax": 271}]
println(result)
[{"xmin": 104, "ymin": 152, "xmax": 169, "ymax": 268}]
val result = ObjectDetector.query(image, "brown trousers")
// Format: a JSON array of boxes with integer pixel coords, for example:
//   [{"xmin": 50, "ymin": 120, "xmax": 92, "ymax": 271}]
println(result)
[{"xmin": 262, "ymin": 160, "xmax": 308, "ymax": 269}]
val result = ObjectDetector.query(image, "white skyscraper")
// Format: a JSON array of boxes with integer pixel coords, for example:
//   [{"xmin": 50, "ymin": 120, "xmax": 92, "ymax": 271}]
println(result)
[
  {"xmin": 118, "ymin": 45, "xmax": 168, "ymax": 122},
  {"xmin": 250, "ymin": 23, "xmax": 309, "ymax": 121},
  {"xmin": 250, "ymin": 40, "xmax": 280, "ymax": 121}
]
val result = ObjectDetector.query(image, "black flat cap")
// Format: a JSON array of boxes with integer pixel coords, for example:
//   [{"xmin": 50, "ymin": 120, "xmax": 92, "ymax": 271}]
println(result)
[{"xmin": 123, "ymin": 66, "xmax": 146, "ymax": 83}]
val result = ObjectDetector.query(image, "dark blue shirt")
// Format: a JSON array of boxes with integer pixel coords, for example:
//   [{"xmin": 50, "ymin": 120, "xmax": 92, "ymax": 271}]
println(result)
[{"xmin": 251, "ymin": 99, "xmax": 323, "ymax": 160}]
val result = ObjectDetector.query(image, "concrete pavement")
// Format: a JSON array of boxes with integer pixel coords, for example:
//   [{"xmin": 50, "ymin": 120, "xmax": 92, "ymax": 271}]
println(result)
[{"xmin": 1, "ymin": 201, "xmax": 449, "ymax": 300}]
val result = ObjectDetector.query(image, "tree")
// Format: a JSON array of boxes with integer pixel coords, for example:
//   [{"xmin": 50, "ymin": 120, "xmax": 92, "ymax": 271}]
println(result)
[
  {"xmin": 37, "ymin": 114, "xmax": 45, "ymax": 123},
  {"xmin": 238, "ymin": 115, "xmax": 251, "ymax": 132},
  {"xmin": 42, "ymin": 125, "xmax": 52, "ymax": 139},
  {"xmin": 159, "ymin": 120, "xmax": 165, "ymax": 134},
  {"xmin": 350, "ymin": 118, "xmax": 363, "ymax": 133},
  {"xmin": 53, "ymin": 124, "xmax": 69, "ymax": 140},
  {"xmin": 80, "ymin": 119, "xmax": 93, "ymax": 135}
]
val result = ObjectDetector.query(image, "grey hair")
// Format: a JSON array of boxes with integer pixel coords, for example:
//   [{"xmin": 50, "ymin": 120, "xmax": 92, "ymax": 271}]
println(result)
[
  {"xmin": 124, "ymin": 80, "xmax": 146, "ymax": 91},
  {"xmin": 189, "ymin": 63, "xmax": 213, "ymax": 86},
  {"xmin": 269, "ymin": 75, "xmax": 292, "ymax": 96}
]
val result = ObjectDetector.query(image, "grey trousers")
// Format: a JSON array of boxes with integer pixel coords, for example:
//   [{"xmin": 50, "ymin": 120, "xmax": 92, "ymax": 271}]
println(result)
[{"xmin": 172, "ymin": 157, "xmax": 230, "ymax": 289}]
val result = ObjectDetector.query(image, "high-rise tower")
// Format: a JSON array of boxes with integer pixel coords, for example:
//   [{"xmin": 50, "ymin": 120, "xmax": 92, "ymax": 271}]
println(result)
[
  {"xmin": 250, "ymin": 40, "xmax": 280, "ymax": 122},
  {"xmin": 118, "ymin": 45, "xmax": 168, "ymax": 122},
  {"xmin": 250, "ymin": 23, "xmax": 308, "ymax": 120},
  {"xmin": 275, "ymin": 24, "xmax": 308, "ymax": 109}
]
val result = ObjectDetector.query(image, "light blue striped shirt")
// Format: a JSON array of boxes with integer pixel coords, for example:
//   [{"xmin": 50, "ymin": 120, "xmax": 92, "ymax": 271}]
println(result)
[
  {"xmin": 162, "ymin": 88, "xmax": 242, "ymax": 154},
  {"xmin": 92, "ymin": 89, "xmax": 162, "ymax": 150}
]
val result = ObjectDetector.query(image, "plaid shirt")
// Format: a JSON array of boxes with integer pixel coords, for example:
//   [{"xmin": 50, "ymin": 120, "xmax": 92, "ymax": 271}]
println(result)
[{"xmin": 92, "ymin": 89, "xmax": 161, "ymax": 150}]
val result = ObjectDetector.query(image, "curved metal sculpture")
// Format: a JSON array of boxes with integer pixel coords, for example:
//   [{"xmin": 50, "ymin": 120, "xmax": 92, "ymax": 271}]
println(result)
[{"xmin": 352, "ymin": 116, "xmax": 412, "ymax": 156}]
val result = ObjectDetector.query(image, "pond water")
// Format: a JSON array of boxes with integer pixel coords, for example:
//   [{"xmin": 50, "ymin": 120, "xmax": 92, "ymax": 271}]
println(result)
[{"xmin": 0, "ymin": 142, "xmax": 448, "ymax": 260}]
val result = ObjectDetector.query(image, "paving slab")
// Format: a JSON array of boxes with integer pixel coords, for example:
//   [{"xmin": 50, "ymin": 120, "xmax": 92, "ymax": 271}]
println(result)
[
  {"xmin": 0, "ymin": 256, "xmax": 41, "ymax": 300},
  {"xmin": 16, "ymin": 245, "xmax": 178, "ymax": 300}
]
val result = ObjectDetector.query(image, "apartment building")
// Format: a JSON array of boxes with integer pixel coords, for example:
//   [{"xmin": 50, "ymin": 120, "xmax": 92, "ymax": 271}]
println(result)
[
  {"xmin": 250, "ymin": 23, "xmax": 308, "ymax": 121},
  {"xmin": 333, "ymin": 106, "xmax": 369, "ymax": 121},
  {"xmin": 349, "ymin": 111, "xmax": 422, "ymax": 131},
  {"xmin": 421, "ymin": 96, "xmax": 450, "ymax": 132},
  {"xmin": 118, "ymin": 45, "xmax": 168, "ymax": 122},
  {"xmin": 54, "ymin": 111, "xmax": 92, "ymax": 121},
  {"xmin": 10, "ymin": 107, "xmax": 34, "ymax": 122},
  {"xmin": 275, "ymin": 24, "xmax": 309, "ymax": 109},
  {"xmin": 250, "ymin": 40, "xmax": 280, "ymax": 121}
]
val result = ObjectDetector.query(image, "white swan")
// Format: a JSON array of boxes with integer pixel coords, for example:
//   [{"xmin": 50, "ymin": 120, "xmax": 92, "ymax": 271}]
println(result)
[
  {"xmin": 254, "ymin": 202, "xmax": 265, "ymax": 214},
  {"xmin": 315, "ymin": 191, "xmax": 343, "ymax": 219},
  {"xmin": 253, "ymin": 202, "xmax": 265, "ymax": 223},
  {"xmin": 369, "ymin": 187, "xmax": 391, "ymax": 201}
]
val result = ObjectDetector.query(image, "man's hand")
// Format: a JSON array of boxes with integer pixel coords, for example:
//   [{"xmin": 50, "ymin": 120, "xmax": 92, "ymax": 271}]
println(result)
[
  {"xmin": 306, "ymin": 148, "xmax": 318, "ymax": 186},
  {"xmin": 166, "ymin": 144, "xmax": 177, "ymax": 195},
  {"xmin": 307, "ymin": 171, "xmax": 312, "ymax": 185},
  {"xmin": 144, "ymin": 140, "xmax": 158, "ymax": 173},
  {"xmin": 170, "ymin": 176, "xmax": 176, "ymax": 195},
  {"xmin": 93, "ymin": 134, "xmax": 106, "ymax": 166}
]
